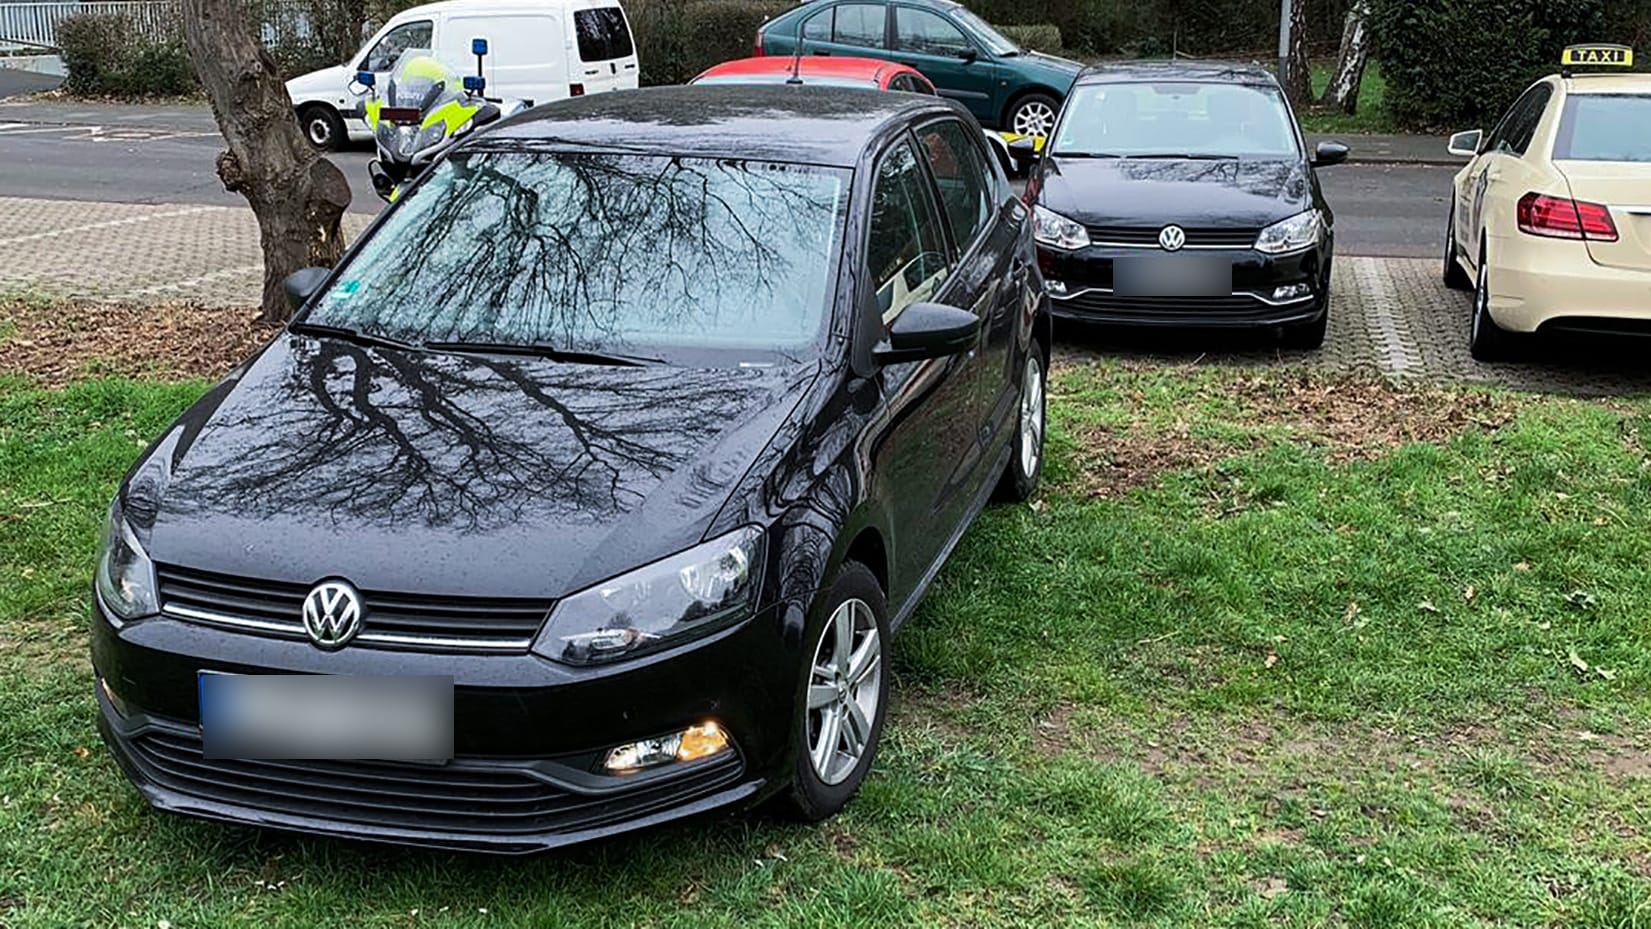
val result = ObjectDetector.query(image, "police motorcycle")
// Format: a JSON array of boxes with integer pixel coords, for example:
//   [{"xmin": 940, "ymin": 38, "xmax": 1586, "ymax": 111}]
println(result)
[{"xmin": 354, "ymin": 39, "xmax": 529, "ymax": 202}]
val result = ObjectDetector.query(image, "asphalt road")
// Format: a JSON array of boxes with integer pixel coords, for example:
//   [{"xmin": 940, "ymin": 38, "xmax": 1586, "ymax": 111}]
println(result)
[{"xmin": 0, "ymin": 98, "xmax": 1460, "ymax": 255}]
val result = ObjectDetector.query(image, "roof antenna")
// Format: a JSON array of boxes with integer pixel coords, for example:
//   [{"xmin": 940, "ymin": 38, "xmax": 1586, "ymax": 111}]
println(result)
[{"xmin": 788, "ymin": 6, "xmax": 831, "ymax": 85}]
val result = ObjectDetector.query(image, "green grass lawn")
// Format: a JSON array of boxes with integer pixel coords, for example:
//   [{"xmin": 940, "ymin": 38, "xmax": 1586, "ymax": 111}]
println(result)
[
  {"xmin": 3, "ymin": 363, "xmax": 1650, "ymax": 927},
  {"xmin": 1301, "ymin": 60, "xmax": 1393, "ymax": 135}
]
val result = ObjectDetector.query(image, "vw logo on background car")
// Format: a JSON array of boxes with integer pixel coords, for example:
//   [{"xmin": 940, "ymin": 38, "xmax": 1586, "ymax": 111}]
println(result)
[
  {"xmin": 1158, "ymin": 225, "xmax": 1187, "ymax": 252},
  {"xmin": 302, "ymin": 580, "xmax": 364, "ymax": 649}
]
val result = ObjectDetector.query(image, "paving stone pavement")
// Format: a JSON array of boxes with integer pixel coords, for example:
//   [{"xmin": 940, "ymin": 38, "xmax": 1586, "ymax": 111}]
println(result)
[{"xmin": 4, "ymin": 194, "xmax": 1647, "ymax": 397}]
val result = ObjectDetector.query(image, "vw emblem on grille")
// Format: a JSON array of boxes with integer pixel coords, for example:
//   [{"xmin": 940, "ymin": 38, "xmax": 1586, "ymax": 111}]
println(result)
[
  {"xmin": 302, "ymin": 580, "xmax": 363, "ymax": 650},
  {"xmin": 1158, "ymin": 225, "xmax": 1187, "ymax": 252}
]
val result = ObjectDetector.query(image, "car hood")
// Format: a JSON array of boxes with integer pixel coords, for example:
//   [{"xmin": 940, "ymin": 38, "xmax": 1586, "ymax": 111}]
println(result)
[
  {"xmin": 1039, "ymin": 156, "xmax": 1312, "ymax": 228},
  {"xmin": 285, "ymin": 63, "xmax": 351, "ymax": 97},
  {"xmin": 139, "ymin": 335, "xmax": 819, "ymax": 599},
  {"xmin": 1016, "ymin": 50, "xmax": 1084, "ymax": 85}
]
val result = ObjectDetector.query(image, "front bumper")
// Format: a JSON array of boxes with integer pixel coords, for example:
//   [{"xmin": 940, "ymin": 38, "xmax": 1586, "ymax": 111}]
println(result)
[
  {"xmin": 1486, "ymin": 233, "xmax": 1651, "ymax": 334},
  {"xmin": 91, "ymin": 595, "xmax": 800, "ymax": 854},
  {"xmin": 1040, "ymin": 243, "xmax": 1329, "ymax": 328}
]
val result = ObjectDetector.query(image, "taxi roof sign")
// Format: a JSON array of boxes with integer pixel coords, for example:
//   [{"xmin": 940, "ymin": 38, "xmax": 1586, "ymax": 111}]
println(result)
[{"xmin": 1561, "ymin": 44, "xmax": 1633, "ymax": 68}]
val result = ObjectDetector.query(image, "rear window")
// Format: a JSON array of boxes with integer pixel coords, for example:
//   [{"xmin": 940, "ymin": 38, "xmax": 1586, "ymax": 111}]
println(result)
[
  {"xmin": 1554, "ymin": 94, "xmax": 1651, "ymax": 162},
  {"xmin": 573, "ymin": 7, "xmax": 634, "ymax": 62}
]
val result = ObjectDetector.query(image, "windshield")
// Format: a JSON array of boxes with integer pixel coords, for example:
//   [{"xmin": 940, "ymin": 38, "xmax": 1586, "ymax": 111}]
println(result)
[
  {"xmin": 1555, "ymin": 94, "xmax": 1651, "ymax": 162},
  {"xmin": 1052, "ymin": 82, "xmax": 1301, "ymax": 159},
  {"xmin": 384, "ymin": 49, "xmax": 461, "ymax": 111},
  {"xmin": 950, "ymin": 6, "xmax": 1018, "ymax": 56},
  {"xmin": 304, "ymin": 151, "xmax": 849, "ymax": 365}
]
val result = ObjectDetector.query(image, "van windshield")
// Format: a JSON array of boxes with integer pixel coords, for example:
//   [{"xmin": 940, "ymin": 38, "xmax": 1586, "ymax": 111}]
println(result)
[
  {"xmin": 574, "ymin": 7, "xmax": 634, "ymax": 61},
  {"xmin": 305, "ymin": 151, "xmax": 849, "ymax": 366}
]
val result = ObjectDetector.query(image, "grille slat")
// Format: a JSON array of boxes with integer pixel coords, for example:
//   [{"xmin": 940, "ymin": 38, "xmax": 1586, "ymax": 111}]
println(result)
[
  {"xmin": 155, "ymin": 563, "xmax": 551, "ymax": 653},
  {"xmin": 126, "ymin": 728, "xmax": 745, "ymax": 837},
  {"xmin": 1086, "ymin": 224, "xmax": 1260, "ymax": 248}
]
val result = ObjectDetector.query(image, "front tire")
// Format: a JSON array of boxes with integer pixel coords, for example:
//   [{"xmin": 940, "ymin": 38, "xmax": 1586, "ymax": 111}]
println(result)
[
  {"xmin": 298, "ymin": 104, "xmax": 345, "ymax": 152},
  {"xmin": 1469, "ymin": 247, "xmax": 1518, "ymax": 362},
  {"xmin": 782, "ymin": 561, "xmax": 890, "ymax": 823},
  {"xmin": 1443, "ymin": 209, "xmax": 1473, "ymax": 291},
  {"xmin": 996, "ymin": 346, "xmax": 1046, "ymax": 502},
  {"xmin": 1006, "ymin": 93, "xmax": 1060, "ymax": 139}
]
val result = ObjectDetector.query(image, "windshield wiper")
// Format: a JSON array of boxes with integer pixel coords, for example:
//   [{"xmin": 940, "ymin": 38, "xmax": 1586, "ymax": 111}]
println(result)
[
  {"xmin": 288, "ymin": 321, "xmax": 423, "ymax": 352},
  {"xmin": 1053, "ymin": 151, "xmax": 1123, "ymax": 159},
  {"xmin": 1124, "ymin": 153, "xmax": 1240, "ymax": 161},
  {"xmin": 424, "ymin": 340, "xmax": 664, "ymax": 367}
]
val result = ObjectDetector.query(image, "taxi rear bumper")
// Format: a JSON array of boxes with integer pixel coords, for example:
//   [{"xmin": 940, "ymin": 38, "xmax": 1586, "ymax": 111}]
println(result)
[{"xmin": 1487, "ymin": 233, "xmax": 1651, "ymax": 333}]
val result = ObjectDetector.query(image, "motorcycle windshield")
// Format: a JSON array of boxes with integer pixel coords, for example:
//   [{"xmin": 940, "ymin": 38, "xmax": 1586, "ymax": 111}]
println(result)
[{"xmin": 383, "ymin": 49, "xmax": 462, "ymax": 114}]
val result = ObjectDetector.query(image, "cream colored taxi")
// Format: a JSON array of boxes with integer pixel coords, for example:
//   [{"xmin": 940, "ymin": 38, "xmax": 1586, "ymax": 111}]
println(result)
[{"xmin": 1443, "ymin": 45, "xmax": 1651, "ymax": 360}]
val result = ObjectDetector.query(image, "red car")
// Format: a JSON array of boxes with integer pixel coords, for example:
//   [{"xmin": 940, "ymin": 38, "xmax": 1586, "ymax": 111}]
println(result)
[{"xmin": 691, "ymin": 55, "xmax": 937, "ymax": 94}]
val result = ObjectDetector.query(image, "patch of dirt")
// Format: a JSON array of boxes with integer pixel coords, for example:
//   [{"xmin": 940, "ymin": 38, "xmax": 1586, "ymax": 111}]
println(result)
[
  {"xmin": 1033, "ymin": 702, "xmax": 1077, "ymax": 757},
  {"xmin": 0, "ymin": 299, "xmax": 272, "ymax": 387},
  {"xmin": 1069, "ymin": 371, "xmax": 1520, "ymax": 498}
]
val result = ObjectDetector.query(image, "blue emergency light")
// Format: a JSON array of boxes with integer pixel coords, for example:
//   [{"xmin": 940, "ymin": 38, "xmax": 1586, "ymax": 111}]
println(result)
[
  {"xmin": 472, "ymin": 38, "xmax": 489, "ymax": 56},
  {"xmin": 356, "ymin": 70, "xmax": 375, "ymax": 87},
  {"xmin": 463, "ymin": 75, "xmax": 486, "ymax": 94}
]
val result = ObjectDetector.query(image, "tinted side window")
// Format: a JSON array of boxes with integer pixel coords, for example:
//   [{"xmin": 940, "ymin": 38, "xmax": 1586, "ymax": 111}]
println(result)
[
  {"xmin": 895, "ymin": 7, "xmax": 971, "ymax": 56},
  {"xmin": 916, "ymin": 120, "xmax": 992, "ymax": 251},
  {"xmin": 867, "ymin": 140, "xmax": 951, "ymax": 323},
  {"xmin": 573, "ymin": 8, "xmax": 634, "ymax": 61},
  {"xmin": 1504, "ymin": 85, "xmax": 1552, "ymax": 156},
  {"xmin": 833, "ymin": 3, "xmax": 887, "ymax": 49},
  {"xmin": 891, "ymin": 73, "xmax": 933, "ymax": 94},
  {"xmin": 362, "ymin": 20, "xmax": 433, "ymax": 71},
  {"xmin": 1487, "ymin": 84, "xmax": 1545, "ymax": 155}
]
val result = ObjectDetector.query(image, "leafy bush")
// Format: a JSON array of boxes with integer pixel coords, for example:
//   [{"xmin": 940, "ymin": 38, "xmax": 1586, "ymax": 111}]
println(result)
[
  {"xmin": 998, "ymin": 24, "xmax": 1063, "ymax": 53},
  {"xmin": 1370, "ymin": 0, "xmax": 1611, "ymax": 131},
  {"xmin": 628, "ymin": 0, "xmax": 791, "ymax": 85},
  {"xmin": 966, "ymin": 0, "xmax": 1355, "ymax": 56},
  {"xmin": 58, "ymin": 13, "xmax": 197, "ymax": 98}
]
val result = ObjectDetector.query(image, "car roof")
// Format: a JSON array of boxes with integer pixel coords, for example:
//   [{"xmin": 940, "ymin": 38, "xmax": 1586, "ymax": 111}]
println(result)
[
  {"xmin": 1560, "ymin": 73, "xmax": 1651, "ymax": 94},
  {"xmin": 479, "ymin": 85, "xmax": 959, "ymax": 166},
  {"xmin": 698, "ymin": 56, "xmax": 905, "ymax": 82},
  {"xmin": 393, "ymin": 0, "xmax": 597, "ymax": 17},
  {"xmin": 1075, "ymin": 60, "xmax": 1280, "ymax": 87}
]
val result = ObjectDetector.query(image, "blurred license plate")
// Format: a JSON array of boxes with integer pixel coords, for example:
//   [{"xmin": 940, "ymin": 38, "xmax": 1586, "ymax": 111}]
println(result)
[
  {"xmin": 199, "ymin": 673, "xmax": 452, "ymax": 761},
  {"xmin": 1113, "ymin": 256, "xmax": 1231, "ymax": 297}
]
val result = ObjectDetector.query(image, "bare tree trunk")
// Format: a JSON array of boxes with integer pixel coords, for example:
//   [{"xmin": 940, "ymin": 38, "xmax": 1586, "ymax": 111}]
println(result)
[
  {"xmin": 1282, "ymin": 0, "xmax": 1314, "ymax": 105},
  {"xmin": 182, "ymin": 0, "xmax": 352, "ymax": 323},
  {"xmin": 1325, "ymin": 0, "xmax": 1371, "ymax": 114}
]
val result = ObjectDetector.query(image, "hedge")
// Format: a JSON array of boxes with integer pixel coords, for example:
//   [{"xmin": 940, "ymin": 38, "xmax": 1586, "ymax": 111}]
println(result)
[
  {"xmin": 58, "ymin": 14, "xmax": 197, "ymax": 98},
  {"xmin": 1370, "ymin": 0, "xmax": 1612, "ymax": 131},
  {"xmin": 966, "ymin": 0, "xmax": 1356, "ymax": 57},
  {"xmin": 628, "ymin": 0, "xmax": 792, "ymax": 86},
  {"xmin": 997, "ymin": 24, "xmax": 1063, "ymax": 54}
]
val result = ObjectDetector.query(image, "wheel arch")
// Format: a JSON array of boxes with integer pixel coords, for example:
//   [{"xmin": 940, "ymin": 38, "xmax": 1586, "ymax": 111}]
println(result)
[{"xmin": 1001, "ymin": 84, "xmax": 1064, "ymax": 130}]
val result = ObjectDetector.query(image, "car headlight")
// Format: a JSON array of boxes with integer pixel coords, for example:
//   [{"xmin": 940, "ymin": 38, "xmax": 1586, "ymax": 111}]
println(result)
[
  {"xmin": 1255, "ymin": 209, "xmax": 1323, "ymax": 255},
  {"xmin": 95, "ymin": 496, "xmax": 158, "ymax": 623},
  {"xmin": 1033, "ymin": 205, "xmax": 1090, "ymax": 250},
  {"xmin": 535, "ymin": 526, "xmax": 766, "ymax": 666}
]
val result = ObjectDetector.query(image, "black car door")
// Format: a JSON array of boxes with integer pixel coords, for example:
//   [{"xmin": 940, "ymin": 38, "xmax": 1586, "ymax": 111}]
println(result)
[
  {"xmin": 862, "ymin": 135, "xmax": 977, "ymax": 604},
  {"xmin": 912, "ymin": 116, "xmax": 1023, "ymax": 489}
]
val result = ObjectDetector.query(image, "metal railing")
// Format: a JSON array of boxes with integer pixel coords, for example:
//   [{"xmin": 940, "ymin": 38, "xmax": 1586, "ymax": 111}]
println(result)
[{"xmin": 0, "ymin": 1, "xmax": 178, "ymax": 52}]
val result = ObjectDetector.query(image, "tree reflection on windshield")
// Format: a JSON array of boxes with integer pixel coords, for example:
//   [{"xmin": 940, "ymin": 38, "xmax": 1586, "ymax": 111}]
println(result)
[{"xmin": 307, "ymin": 150, "xmax": 849, "ymax": 364}]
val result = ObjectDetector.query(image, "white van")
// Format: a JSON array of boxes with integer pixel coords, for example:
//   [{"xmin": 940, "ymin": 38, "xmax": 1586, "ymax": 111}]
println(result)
[{"xmin": 285, "ymin": 0, "xmax": 640, "ymax": 150}]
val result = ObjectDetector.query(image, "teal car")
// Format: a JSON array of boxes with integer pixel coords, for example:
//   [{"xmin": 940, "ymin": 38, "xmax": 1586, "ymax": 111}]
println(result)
[{"xmin": 756, "ymin": 0, "xmax": 1083, "ymax": 137}]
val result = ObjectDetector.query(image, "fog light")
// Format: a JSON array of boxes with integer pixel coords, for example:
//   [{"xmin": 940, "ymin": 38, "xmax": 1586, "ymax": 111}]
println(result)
[
  {"xmin": 1047, "ymin": 279, "xmax": 1068, "ymax": 296},
  {"xmin": 1272, "ymin": 283, "xmax": 1312, "ymax": 301},
  {"xmin": 604, "ymin": 721, "xmax": 730, "ymax": 774}
]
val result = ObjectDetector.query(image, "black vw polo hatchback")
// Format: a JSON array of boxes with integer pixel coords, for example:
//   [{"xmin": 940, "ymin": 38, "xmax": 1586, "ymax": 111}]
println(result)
[
  {"xmin": 1023, "ymin": 62, "xmax": 1348, "ymax": 349},
  {"xmin": 91, "ymin": 86, "xmax": 1050, "ymax": 853}
]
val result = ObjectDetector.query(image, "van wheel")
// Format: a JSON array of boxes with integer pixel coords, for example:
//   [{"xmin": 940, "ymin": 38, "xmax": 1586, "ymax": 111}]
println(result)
[
  {"xmin": 781, "ymin": 561, "xmax": 889, "ymax": 823},
  {"xmin": 299, "ymin": 105, "xmax": 345, "ymax": 152}
]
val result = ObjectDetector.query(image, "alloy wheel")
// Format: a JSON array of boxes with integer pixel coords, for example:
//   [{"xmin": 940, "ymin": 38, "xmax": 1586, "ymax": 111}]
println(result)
[
  {"xmin": 1019, "ymin": 353, "xmax": 1045, "ymax": 478},
  {"xmin": 1013, "ymin": 101, "xmax": 1056, "ymax": 138},
  {"xmin": 806, "ymin": 598, "xmax": 882, "ymax": 786}
]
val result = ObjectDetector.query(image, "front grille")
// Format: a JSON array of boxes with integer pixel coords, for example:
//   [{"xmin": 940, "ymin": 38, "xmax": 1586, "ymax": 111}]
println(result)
[
  {"xmin": 1053, "ymin": 290, "xmax": 1304, "ymax": 322},
  {"xmin": 124, "ymin": 726, "xmax": 744, "ymax": 837},
  {"xmin": 1085, "ymin": 224, "xmax": 1260, "ymax": 249},
  {"xmin": 156, "ymin": 563, "xmax": 551, "ymax": 653}
]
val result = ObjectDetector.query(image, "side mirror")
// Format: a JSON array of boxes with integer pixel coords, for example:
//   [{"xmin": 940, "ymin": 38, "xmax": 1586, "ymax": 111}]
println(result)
[
  {"xmin": 1311, "ymin": 140, "xmax": 1349, "ymax": 167},
  {"xmin": 1447, "ymin": 129, "xmax": 1483, "ymax": 157},
  {"xmin": 873, "ymin": 302, "xmax": 981, "ymax": 365},
  {"xmin": 958, "ymin": 48, "xmax": 979, "ymax": 64},
  {"xmin": 283, "ymin": 267, "xmax": 331, "ymax": 315},
  {"xmin": 1007, "ymin": 135, "xmax": 1041, "ymax": 169}
]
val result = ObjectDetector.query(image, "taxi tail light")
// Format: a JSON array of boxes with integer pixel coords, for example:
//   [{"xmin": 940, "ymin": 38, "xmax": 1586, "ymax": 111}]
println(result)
[{"xmin": 1517, "ymin": 192, "xmax": 1618, "ymax": 242}]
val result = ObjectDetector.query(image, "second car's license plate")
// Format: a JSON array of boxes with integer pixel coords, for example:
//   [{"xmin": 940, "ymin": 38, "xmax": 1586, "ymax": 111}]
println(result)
[
  {"xmin": 1113, "ymin": 256, "xmax": 1232, "ymax": 297},
  {"xmin": 199, "ymin": 673, "xmax": 453, "ymax": 761}
]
